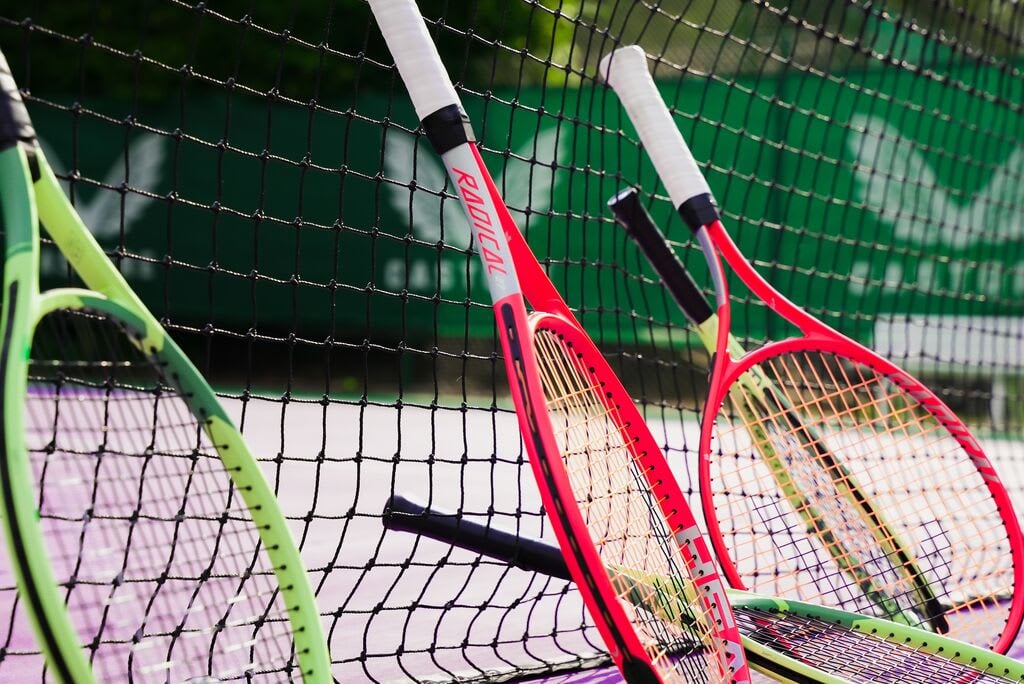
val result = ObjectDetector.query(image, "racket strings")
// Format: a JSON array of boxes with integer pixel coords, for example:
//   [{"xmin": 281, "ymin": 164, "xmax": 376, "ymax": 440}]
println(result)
[
  {"xmin": 790, "ymin": 354, "xmax": 1008, "ymax": 559},
  {"xmin": 532, "ymin": 328, "xmax": 728, "ymax": 684},
  {"xmin": 24, "ymin": 308, "xmax": 301, "ymax": 682},
  {"xmin": 734, "ymin": 606, "xmax": 1024, "ymax": 683},
  {"xmin": 712, "ymin": 348, "xmax": 1013, "ymax": 648},
  {"xmin": 731, "ymin": 369, "xmax": 928, "ymax": 622}
]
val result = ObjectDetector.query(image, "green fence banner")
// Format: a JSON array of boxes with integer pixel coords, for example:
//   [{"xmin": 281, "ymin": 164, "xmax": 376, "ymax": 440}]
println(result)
[{"xmin": 33, "ymin": 60, "xmax": 1024, "ymax": 348}]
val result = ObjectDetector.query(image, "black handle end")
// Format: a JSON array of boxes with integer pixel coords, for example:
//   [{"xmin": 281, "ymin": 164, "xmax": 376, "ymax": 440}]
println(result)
[
  {"xmin": 608, "ymin": 188, "xmax": 715, "ymax": 325},
  {"xmin": 381, "ymin": 494, "xmax": 571, "ymax": 581}
]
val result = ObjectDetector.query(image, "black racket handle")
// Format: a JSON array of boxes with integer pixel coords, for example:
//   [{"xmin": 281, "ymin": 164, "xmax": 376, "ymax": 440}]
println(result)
[
  {"xmin": 608, "ymin": 188, "xmax": 713, "ymax": 326},
  {"xmin": 382, "ymin": 494, "xmax": 572, "ymax": 581}
]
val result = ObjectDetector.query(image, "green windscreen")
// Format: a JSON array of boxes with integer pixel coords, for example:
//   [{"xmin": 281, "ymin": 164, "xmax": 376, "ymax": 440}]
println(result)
[{"xmin": 1, "ymin": 1, "xmax": 1022, "ymax": 681}]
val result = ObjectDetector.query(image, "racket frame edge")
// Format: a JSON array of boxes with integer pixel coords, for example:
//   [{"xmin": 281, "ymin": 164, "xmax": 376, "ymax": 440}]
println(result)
[
  {"xmin": 435, "ymin": 139, "xmax": 667, "ymax": 679},
  {"xmin": 699, "ymin": 219, "xmax": 1024, "ymax": 651},
  {"xmin": 0, "ymin": 145, "xmax": 91, "ymax": 683},
  {"xmin": 528, "ymin": 312, "xmax": 750, "ymax": 683}
]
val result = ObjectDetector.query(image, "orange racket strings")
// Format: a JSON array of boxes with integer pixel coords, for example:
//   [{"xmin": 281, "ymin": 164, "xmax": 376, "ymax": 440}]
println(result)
[
  {"xmin": 533, "ymin": 328, "xmax": 730, "ymax": 683},
  {"xmin": 712, "ymin": 349, "xmax": 1014, "ymax": 648}
]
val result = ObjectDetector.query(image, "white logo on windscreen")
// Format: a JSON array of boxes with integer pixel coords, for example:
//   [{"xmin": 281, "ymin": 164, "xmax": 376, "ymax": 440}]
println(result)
[
  {"xmin": 847, "ymin": 114, "xmax": 1024, "ymax": 297},
  {"xmin": 383, "ymin": 126, "xmax": 565, "ymax": 293},
  {"xmin": 849, "ymin": 113, "xmax": 1023, "ymax": 249},
  {"xmin": 39, "ymin": 133, "xmax": 167, "ymax": 281}
]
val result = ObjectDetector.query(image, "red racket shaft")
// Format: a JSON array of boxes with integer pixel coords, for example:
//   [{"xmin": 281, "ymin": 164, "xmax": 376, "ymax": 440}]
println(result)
[{"xmin": 366, "ymin": 3, "xmax": 744, "ymax": 681}]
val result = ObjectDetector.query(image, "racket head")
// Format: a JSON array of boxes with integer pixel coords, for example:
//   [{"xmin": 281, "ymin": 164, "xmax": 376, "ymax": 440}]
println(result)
[
  {"xmin": 730, "ymin": 592, "xmax": 1024, "ymax": 684},
  {"xmin": 0, "ymin": 141, "xmax": 329, "ymax": 680},
  {"xmin": 524, "ymin": 311, "xmax": 748, "ymax": 684},
  {"xmin": 698, "ymin": 331, "xmax": 1024, "ymax": 652}
]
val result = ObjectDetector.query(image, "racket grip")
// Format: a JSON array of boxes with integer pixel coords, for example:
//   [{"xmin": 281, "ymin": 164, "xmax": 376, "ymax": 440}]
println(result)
[
  {"xmin": 0, "ymin": 50, "xmax": 36, "ymax": 150},
  {"xmin": 368, "ymin": 0, "xmax": 462, "ymax": 120},
  {"xmin": 382, "ymin": 495, "xmax": 571, "ymax": 581},
  {"xmin": 599, "ymin": 46, "xmax": 717, "ymax": 227},
  {"xmin": 608, "ymin": 188, "xmax": 714, "ymax": 325}
]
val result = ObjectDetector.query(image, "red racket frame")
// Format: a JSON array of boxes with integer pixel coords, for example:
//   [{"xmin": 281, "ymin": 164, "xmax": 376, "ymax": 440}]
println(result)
[
  {"xmin": 697, "ymin": 218, "xmax": 1024, "ymax": 653},
  {"xmin": 479, "ymin": 143, "xmax": 749, "ymax": 681}
]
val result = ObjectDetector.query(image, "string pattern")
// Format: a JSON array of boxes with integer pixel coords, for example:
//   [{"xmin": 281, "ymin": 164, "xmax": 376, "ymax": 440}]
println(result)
[
  {"xmin": 533, "ymin": 327, "xmax": 728, "ymax": 684},
  {"xmin": 2, "ymin": 1, "xmax": 1024, "ymax": 680},
  {"xmin": 710, "ymin": 349, "xmax": 1014, "ymax": 649},
  {"xmin": 25, "ymin": 309, "xmax": 298, "ymax": 682},
  {"xmin": 735, "ymin": 606, "xmax": 1024, "ymax": 684}
]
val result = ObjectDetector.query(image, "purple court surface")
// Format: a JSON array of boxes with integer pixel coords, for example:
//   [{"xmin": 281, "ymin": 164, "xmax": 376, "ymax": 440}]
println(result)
[{"xmin": 1, "ymin": 397, "xmax": 1022, "ymax": 681}]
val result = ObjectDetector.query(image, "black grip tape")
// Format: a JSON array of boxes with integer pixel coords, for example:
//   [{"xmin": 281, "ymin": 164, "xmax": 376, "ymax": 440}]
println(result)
[
  {"xmin": 608, "ymin": 188, "xmax": 714, "ymax": 325},
  {"xmin": 422, "ymin": 103, "xmax": 475, "ymax": 155},
  {"xmin": 383, "ymin": 495, "xmax": 672, "ymax": 682},
  {"xmin": 382, "ymin": 494, "xmax": 571, "ymax": 581},
  {"xmin": 0, "ymin": 51, "xmax": 36, "ymax": 151},
  {"xmin": 678, "ymin": 193, "xmax": 719, "ymax": 232}
]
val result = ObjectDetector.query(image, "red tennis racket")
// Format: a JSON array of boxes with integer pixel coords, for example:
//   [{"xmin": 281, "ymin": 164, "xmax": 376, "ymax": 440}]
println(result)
[
  {"xmin": 600, "ymin": 45, "xmax": 1024, "ymax": 652},
  {"xmin": 368, "ymin": 3, "xmax": 751, "ymax": 682}
]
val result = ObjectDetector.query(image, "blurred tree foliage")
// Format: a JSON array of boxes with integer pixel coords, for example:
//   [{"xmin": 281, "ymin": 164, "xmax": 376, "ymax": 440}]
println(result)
[
  {"xmin": 1, "ymin": 0, "xmax": 1020, "ymax": 105},
  {"xmin": 0, "ymin": 0, "xmax": 579, "ymax": 103},
  {"xmin": 577, "ymin": 0, "xmax": 1024, "ymax": 79}
]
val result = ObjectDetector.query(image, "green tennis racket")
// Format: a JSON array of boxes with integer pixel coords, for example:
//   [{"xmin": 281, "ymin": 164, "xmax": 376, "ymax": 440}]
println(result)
[{"xmin": 0, "ymin": 51, "xmax": 331, "ymax": 682}]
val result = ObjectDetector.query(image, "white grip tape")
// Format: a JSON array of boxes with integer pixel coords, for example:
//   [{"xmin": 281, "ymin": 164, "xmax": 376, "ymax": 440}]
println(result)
[
  {"xmin": 599, "ymin": 45, "xmax": 710, "ymax": 207},
  {"xmin": 368, "ymin": 0, "xmax": 461, "ymax": 120}
]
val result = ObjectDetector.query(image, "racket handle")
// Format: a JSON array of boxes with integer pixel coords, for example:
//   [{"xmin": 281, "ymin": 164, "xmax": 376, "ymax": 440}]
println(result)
[
  {"xmin": 382, "ymin": 495, "xmax": 571, "ymax": 581},
  {"xmin": 599, "ymin": 46, "xmax": 718, "ymax": 228},
  {"xmin": 0, "ymin": 50, "xmax": 37, "ymax": 150},
  {"xmin": 608, "ymin": 188, "xmax": 714, "ymax": 326},
  {"xmin": 367, "ymin": 0, "xmax": 462, "ymax": 120}
]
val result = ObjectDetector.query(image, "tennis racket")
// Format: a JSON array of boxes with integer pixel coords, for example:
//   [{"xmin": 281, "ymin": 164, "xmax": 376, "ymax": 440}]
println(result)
[
  {"xmin": 383, "ymin": 494, "xmax": 1024, "ymax": 684},
  {"xmin": 608, "ymin": 188, "xmax": 947, "ymax": 632},
  {"xmin": 599, "ymin": 45, "xmax": 1024, "ymax": 652},
  {"xmin": 0, "ymin": 52, "xmax": 331, "ymax": 682},
  {"xmin": 368, "ymin": 2, "xmax": 750, "ymax": 681}
]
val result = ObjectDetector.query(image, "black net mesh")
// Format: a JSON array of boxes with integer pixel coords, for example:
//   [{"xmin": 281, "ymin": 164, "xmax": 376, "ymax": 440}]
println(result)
[
  {"xmin": 1, "ymin": 1, "xmax": 1023, "ymax": 681},
  {"xmin": 21, "ymin": 308, "xmax": 297, "ymax": 681}
]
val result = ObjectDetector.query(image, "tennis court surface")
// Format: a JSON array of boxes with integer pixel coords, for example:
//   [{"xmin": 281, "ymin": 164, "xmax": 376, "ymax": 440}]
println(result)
[{"xmin": 1, "ymin": 400, "xmax": 1023, "ymax": 680}]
